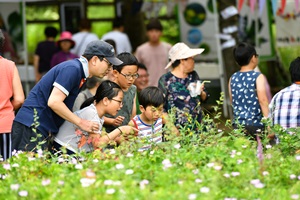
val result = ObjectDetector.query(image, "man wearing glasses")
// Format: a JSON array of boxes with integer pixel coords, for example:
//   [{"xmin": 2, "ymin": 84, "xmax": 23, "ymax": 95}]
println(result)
[{"xmin": 12, "ymin": 40, "xmax": 122, "ymax": 152}]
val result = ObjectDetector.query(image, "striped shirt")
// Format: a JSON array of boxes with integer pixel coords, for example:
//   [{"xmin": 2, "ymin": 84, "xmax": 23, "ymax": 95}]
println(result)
[
  {"xmin": 132, "ymin": 115, "xmax": 163, "ymax": 151},
  {"xmin": 269, "ymin": 83, "xmax": 300, "ymax": 128}
]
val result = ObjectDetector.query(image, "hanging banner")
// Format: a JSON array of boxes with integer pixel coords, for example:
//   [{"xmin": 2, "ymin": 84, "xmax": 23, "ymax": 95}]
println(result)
[
  {"xmin": 275, "ymin": 0, "xmax": 300, "ymax": 47},
  {"xmin": 178, "ymin": 0, "xmax": 218, "ymax": 61},
  {"xmin": 237, "ymin": 0, "xmax": 275, "ymax": 60}
]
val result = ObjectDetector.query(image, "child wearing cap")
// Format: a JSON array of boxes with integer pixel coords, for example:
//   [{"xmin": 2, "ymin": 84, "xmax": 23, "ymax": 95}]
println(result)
[
  {"xmin": 11, "ymin": 40, "xmax": 123, "ymax": 152},
  {"xmin": 158, "ymin": 42, "xmax": 208, "ymax": 131},
  {"xmin": 50, "ymin": 31, "xmax": 78, "ymax": 67}
]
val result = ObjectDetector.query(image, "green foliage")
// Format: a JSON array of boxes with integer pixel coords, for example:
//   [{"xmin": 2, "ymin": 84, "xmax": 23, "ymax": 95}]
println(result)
[{"xmin": 1, "ymin": 97, "xmax": 300, "ymax": 199}]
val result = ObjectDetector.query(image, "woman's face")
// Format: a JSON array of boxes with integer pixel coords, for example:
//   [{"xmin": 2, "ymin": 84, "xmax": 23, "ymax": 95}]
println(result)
[
  {"xmin": 182, "ymin": 57, "xmax": 195, "ymax": 73},
  {"xmin": 107, "ymin": 90, "xmax": 124, "ymax": 116}
]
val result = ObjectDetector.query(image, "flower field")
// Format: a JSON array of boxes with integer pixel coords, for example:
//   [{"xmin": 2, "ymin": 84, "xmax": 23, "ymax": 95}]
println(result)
[{"xmin": 1, "ymin": 102, "xmax": 300, "ymax": 199}]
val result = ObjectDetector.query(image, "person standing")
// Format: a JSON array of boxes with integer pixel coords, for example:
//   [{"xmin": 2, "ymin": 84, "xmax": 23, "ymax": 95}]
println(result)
[
  {"xmin": 50, "ymin": 31, "xmax": 78, "ymax": 68},
  {"xmin": 269, "ymin": 57, "xmax": 300, "ymax": 129},
  {"xmin": 229, "ymin": 42, "xmax": 269, "ymax": 138},
  {"xmin": 11, "ymin": 40, "xmax": 122, "ymax": 152},
  {"xmin": 0, "ymin": 30, "xmax": 24, "ymax": 160},
  {"xmin": 33, "ymin": 26, "xmax": 59, "ymax": 82},
  {"xmin": 101, "ymin": 17, "xmax": 132, "ymax": 54},
  {"xmin": 135, "ymin": 18, "xmax": 171, "ymax": 86},
  {"xmin": 158, "ymin": 43, "xmax": 208, "ymax": 130},
  {"xmin": 71, "ymin": 19, "xmax": 99, "ymax": 57},
  {"xmin": 134, "ymin": 63, "xmax": 149, "ymax": 114}
]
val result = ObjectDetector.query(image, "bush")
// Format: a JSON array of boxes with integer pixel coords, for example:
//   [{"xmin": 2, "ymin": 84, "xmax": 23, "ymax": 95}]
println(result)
[{"xmin": 1, "ymin": 97, "xmax": 300, "ymax": 199}]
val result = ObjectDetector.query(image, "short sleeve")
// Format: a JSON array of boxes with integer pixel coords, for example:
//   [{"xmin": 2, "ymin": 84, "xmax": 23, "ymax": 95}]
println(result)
[{"xmin": 53, "ymin": 65, "xmax": 81, "ymax": 96}]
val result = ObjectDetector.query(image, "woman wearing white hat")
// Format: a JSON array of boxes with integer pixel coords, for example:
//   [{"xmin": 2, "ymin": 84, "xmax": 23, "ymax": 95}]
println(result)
[{"xmin": 158, "ymin": 43, "xmax": 208, "ymax": 131}]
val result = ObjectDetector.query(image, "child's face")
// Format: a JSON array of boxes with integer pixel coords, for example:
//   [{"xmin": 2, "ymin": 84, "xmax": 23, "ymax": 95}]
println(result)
[
  {"xmin": 141, "ymin": 104, "xmax": 164, "ymax": 122},
  {"xmin": 107, "ymin": 91, "xmax": 124, "ymax": 116},
  {"xmin": 115, "ymin": 65, "xmax": 138, "ymax": 90}
]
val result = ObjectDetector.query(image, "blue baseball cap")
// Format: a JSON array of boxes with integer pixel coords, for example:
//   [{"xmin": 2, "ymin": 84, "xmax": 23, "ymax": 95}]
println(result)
[{"xmin": 84, "ymin": 40, "xmax": 123, "ymax": 66}]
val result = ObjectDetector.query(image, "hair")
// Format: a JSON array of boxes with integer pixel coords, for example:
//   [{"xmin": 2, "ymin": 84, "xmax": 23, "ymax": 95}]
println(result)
[
  {"xmin": 146, "ymin": 18, "xmax": 163, "ymax": 31},
  {"xmin": 137, "ymin": 62, "xmax": 147, "ymax": 72},
  {"xmin": 80, "ymin": 80, "xmax": 122, "ymax": 109},
  {"xmin": 171, "ymin": 60, "xmax": 180, "ymax": 68},
  {"xmin": 0, "ymin": 29, "xmax": 4, "ymax": 52},
  {"xmin": 85, "ymin": 76, "xmax": 102, "ymax": 89},
  {"xmin": 79, "ymin": 18, "xmax": 91, "ymax": 30},
  {"xmin": 113, "ymin": 52, "xmax": 139, "ymax": 72},
  {"xmin": 44, "ymin": 26, "xmax": 58, "ymax": 38},
  {"xmin": 139, "ymin": 86, "xmax": 165, "ymax": 108},
  {"xmin": 112, "ymin": 17, "xmax": 124, "ymax": 28},
  {"xmin": 104, "ymin": 39, "xmax": 116, "ymax": 52},
  {"xmin": 289, "ymin": 57, "xmax": 300, "ymax": 82},
  {"xmin": 233, "ymin": 42, "xmax": 257, "ymax": 66}
]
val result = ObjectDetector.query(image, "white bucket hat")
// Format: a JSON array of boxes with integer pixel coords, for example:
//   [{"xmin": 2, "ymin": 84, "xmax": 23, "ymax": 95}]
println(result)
[{"xmin": 165, "ymin": 43, "xmax": 205, "ymax": 69}]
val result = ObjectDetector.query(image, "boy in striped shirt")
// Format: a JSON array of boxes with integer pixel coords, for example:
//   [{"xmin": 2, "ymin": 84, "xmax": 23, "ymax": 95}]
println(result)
[{"xmin": 129, "ymin": 86, "xmax": 178, "ymax": 151}]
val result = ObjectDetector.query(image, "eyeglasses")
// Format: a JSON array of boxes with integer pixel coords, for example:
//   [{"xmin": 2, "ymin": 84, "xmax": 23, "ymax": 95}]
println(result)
[
  {"xmin": 119, "ymin": 72, "xmax": 139, "ymax": 80},
  {"xmin": 111, "ymin": 98, "xmax": 123, "ymax": 106},
  {"xmin": 98, "ymin": 56, "xmax": 113, "ymax": 69},
  {"xmin": 104, "ymin": 58, "xmax": 113, "ymax": 68}
]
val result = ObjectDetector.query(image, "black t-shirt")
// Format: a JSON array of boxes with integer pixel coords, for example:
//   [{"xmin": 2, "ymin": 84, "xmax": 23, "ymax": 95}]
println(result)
[{"xmin": 35, "ymin": 41, "xmax": 59, "ymax": 73}]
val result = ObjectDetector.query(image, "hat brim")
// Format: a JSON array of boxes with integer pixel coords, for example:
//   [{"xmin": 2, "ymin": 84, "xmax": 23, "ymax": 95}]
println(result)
[
  {"xmin": 165, "ymin": 48, "xmax": 205, "ymax": 69},
  {"xmin": 57, "ymin": 39, "xmax": 75, "ymax": 49},
  {"xmin": 106, "ymin": 56, "xmax": 123, "ymax": 66}
]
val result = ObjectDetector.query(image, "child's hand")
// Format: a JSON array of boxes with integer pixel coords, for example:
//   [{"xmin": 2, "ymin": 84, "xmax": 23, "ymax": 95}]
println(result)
[
  {"xmin": 112, "ymin": 116, "xmax": 125, "ymax": 126},
  {"xmin": 119, "ymin": 125, "xmax": 139, "ymax": 140}
]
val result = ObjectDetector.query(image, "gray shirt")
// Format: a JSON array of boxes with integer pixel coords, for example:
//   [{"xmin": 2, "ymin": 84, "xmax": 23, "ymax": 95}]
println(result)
[
  {"xmin": 73, "ymin": 89, "xmax": 93, "ymax": 111},
  {"xmin": 54, "ymin": 104, "xmax": 104, "ymax": 153}
]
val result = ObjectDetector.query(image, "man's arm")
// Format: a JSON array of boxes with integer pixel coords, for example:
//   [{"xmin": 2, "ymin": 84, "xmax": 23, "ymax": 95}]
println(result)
[
  {"xmin": 48, "ymin": 87, "xmax": 99, "ymax": 132},
  {"xmin": 256, "ymin": 74, "xmax": 269, "ymax": 117}
]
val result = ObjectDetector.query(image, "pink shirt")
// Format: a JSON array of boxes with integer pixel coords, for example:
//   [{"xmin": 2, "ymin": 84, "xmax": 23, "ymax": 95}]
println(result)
[
  {"xmin": 0, "ymin": 56, "xmax": 15, "ymax": 133},
  {"xmin": 135, "ymin": 42, "xmax": 171, "ymax": 86}
]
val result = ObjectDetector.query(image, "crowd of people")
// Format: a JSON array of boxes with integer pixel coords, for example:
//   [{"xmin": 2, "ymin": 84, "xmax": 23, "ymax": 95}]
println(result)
[{"xmin": 0, "ymin": 17, "xmax": 300, "ymax": 161}]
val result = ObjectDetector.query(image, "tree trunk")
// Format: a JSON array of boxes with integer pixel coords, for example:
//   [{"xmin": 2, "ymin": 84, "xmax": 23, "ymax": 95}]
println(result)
[
  {"xmin": 121, "ymin": 0, "xmax": 147, "ymax": 53},
  {"xmin": 217, "ymin": 0, "xmax": 239, "ymax": 118}
]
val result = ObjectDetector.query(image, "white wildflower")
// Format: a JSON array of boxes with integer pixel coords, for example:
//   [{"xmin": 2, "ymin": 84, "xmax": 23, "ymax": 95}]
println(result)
[
  {"xmin": 80, "ymin": 178, "xmax": 95, "ymax": 187},
  {"xmin": 231, "ymin": 172, "xmax": 240, "ymax": 177},
  {"xmin": 75, "ymin": 164, "xmax": 83, "ymax": 169},
  {"xmin": 116, "ymin": 164, "xmax": 124, "ymax": 169},
  {"xmin": 290, "ymin": 174, "xmax": 297, "ymax": 179},
  {"xmin": 291, "ymin": 194, "xmax": 300, "ymax": 199},
  {"xmin": 125, "ymin": 169, "xmax": 134, "ymax": 175},
  {"xmin": 206, "ymin": 163, "xmax": 214, "ymax": 168},
  {"xmin": 106, "ymin": 188, "xmax": 116, "ymax": 194},
  {"xmin": 174, "ymin": 143, "xmax": 181, "ymax": 149},
  {"xmin": 10, "ymin": 184, "xmax": 20, "ymax": 190},
  {"xmin": 188, "ymin": 194, "xmax": 197, "ymax": 200},
  {"xmin": 18, "ymin": 190, "xmax": 28, "ymax": 197},
  {"xmin": 200, "ymin": 187, "xmax": 210, "ymax": 193}
]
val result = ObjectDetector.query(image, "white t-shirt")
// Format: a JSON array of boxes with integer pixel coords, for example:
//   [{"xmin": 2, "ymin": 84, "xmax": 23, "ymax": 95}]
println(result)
[
  {"xmin": 71, "ymin": 31, "xmax": 99, "ymax": 56},
  {"xmin": 101, "ymin": 31, "xmax": 132, "ymax": 54},
  {"xmin": 54, "ymin": 104, "xmax": 104, "ymax": 153}
]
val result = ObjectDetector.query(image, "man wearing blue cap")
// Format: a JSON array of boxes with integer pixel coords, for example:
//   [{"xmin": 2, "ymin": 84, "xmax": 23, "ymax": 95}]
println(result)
[{"xmin": 12, "ymin": 40, "xmax": 123, "ymax": 152}]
